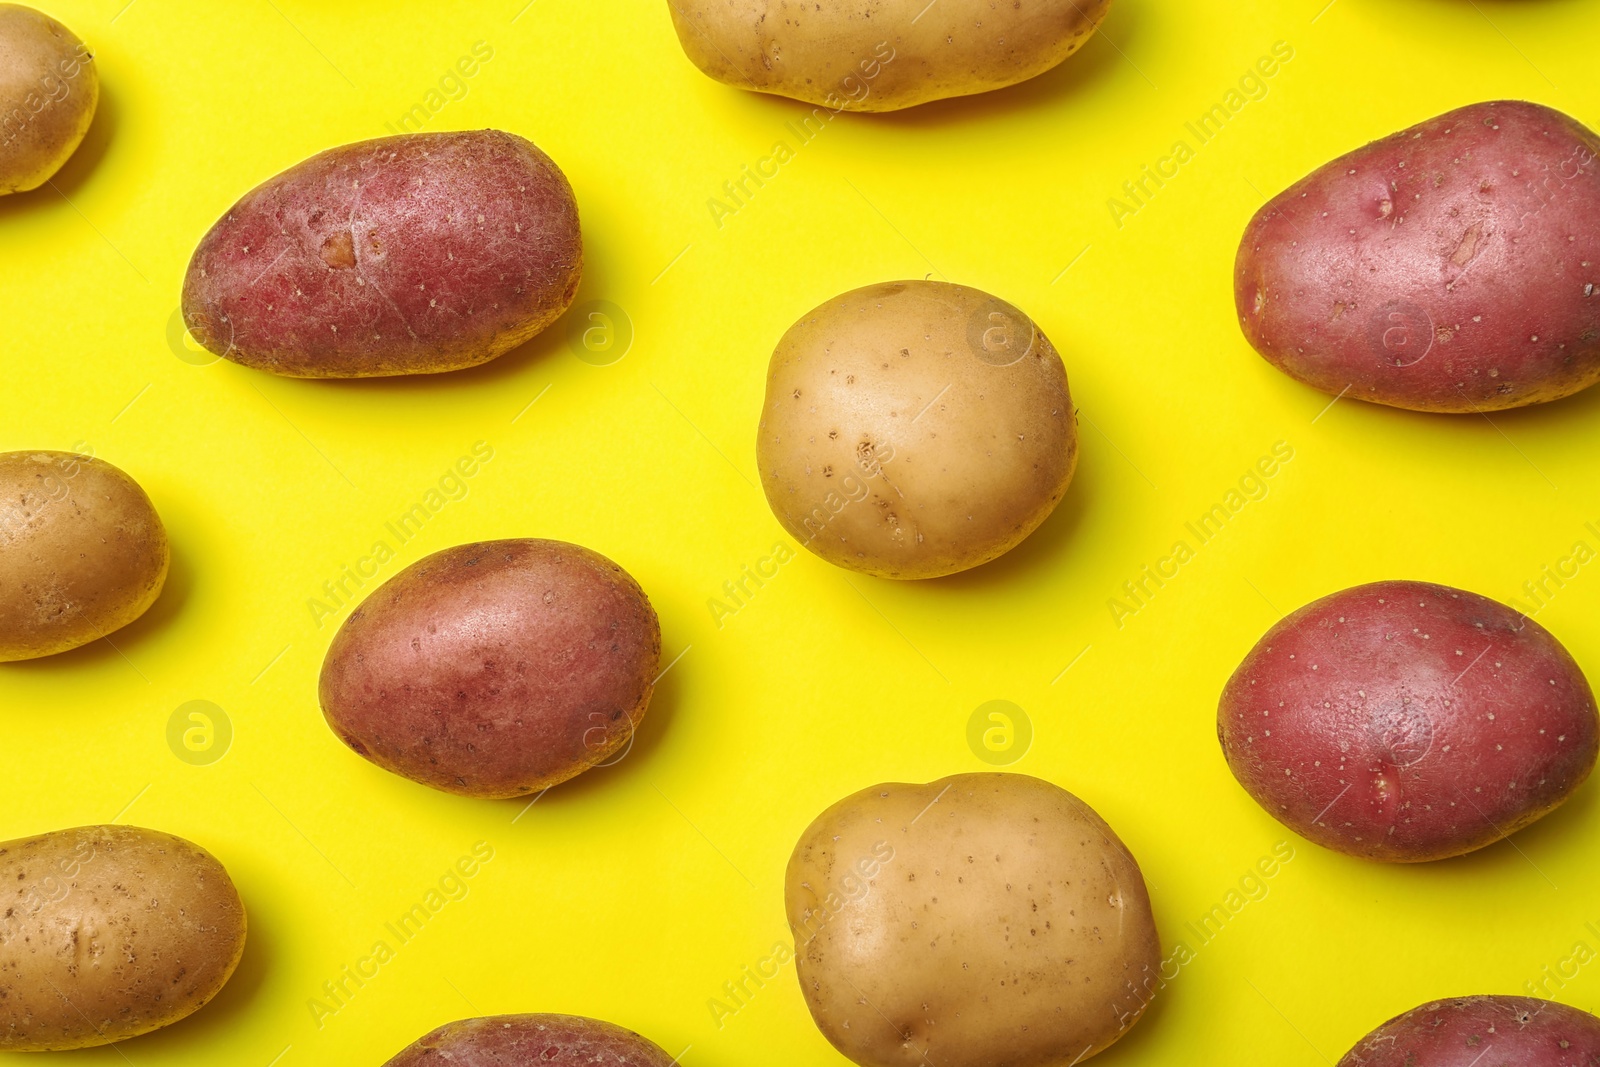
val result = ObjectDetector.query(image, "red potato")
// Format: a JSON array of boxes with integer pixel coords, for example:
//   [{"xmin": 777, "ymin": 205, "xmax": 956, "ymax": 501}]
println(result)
[
  {"xmin": 319, "ymin": 540, "xmax": 660, "ymax": 799},
  {"xmin": 1235, "ymin": 101, "xmax": 1600, "ymax": 412},
  {"xmin": 1338, "ymin": 996, "xmax": 1600, "ymax": 1066},
  {"xmin": 383, "ymin": 1015, "xmax": 680, "ymax": 1066},
  {"xmin": 183, "ymin": 130, "xmax": 582, "ymax": 377},
  {"xmin": 1218, "ymin": 580, "xmax": 1598, "ymax": 862}
]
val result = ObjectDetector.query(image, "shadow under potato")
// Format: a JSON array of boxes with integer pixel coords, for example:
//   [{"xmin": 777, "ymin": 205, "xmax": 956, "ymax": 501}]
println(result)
[
  {"xmin": 0, "ymin": 80, "xmax": 117, "ymax": 223},
  {"xmin": 66, "ymin": 882, "xmax": 277, "ymax": 1059},
  {"xmin": 905, "ymin": 432, "xmax": 1096, "ymax": 593},
  {"xmin": 0, "ymin": 534, "xmax": 192, "ymax": 680},
  {"xmin": 512, "ymin": 652, "xmax": 684, "ymax": 812},
  {"xmin": 860, "ymin": 0, "xmax": 1138, "ymax": 129}
]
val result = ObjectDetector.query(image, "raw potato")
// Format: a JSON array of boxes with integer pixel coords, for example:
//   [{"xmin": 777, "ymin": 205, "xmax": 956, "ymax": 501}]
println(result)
[
  {"xmin": 0, "ymin": 450, "xmax": 168, "ymax": 662},
  {"xmin": 182, "ymin": 130, "xmax": 582, "ymax": 377},
  {"xmin": 758, "ymin": 281, "xmax": 1077, "ymax": 579},
  {"xmin": 384, "ymin": 1014, "xmax": 680, "ymax": 1066},
  {"xmin": 786, "ymin": 773, "xmax": 1160, "ymax": 1067},
  {"xmin": 0, "ymin": 825, "xmax": 247, "ymax": 1051},
  {"xmin": 1219, "ymin": 580, "xmax": 1599, "ymax": 862},
  {"xmin": 1235, "ymin": 100, "xmax": 1600, "ymax": 412},
  {"xmin": 320, "ymin": 539, "xmax": 661, "ymax": 799},
  {"xmin": 1337, "ymin": 996, "xmax": 1600, "ymax": 1065},
  {"xmin": 0, "ymin": 4, "xmax": 97, "ymax": 195},
  {"xmin": 666, "ymin": 0, "xmax": 1111, "ymax": 112}
]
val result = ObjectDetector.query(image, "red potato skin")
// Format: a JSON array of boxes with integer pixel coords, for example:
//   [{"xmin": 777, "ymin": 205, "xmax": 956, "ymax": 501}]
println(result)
[
  {"xmin": 1338, "ymin": 996, "xmax": 1600, "ymax": 1066},
  {"xmin": 383, "ymin": 1015, "xmax": 680, "ymax": 1066},
  {"xmin": 319, "ymin": 540, "xmax": 660, "ymax": 799},
  {"xmin": 182, "ymin": 130, "xmax": 582, "ymax": 377},
  {"xmin": 1236, "ymin": 101, "xmax": 1600, "ymax": 412},
  {"xmin": 1218, "ymin": 581, "xmax": 1598, "ymax": 862}
]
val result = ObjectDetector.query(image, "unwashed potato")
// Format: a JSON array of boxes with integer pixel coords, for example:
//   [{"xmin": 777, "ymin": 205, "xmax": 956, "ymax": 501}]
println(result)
[
  {"xmin": 0, "ymin": 825, "xmax": 247, "ymax": 1051},
  {"xmin": 786, "ymin": 773, "xmax": 1160, "ymax": 1067},
  {"xmin": 384, "ymin": 1014, "xmax": 680, "ymax": 1066},
  {"xmin": 1236, "ymin": 100, "xmax": 1600, "ymax": 412},
  {"xmin": 758, "ymin": 280, "xmax": 1077, "ymax": 579},
  {"xmin": 0, "ymin": 4, "xmax": 97, "ymax": 196},
  {"xmin": 1219, "ymin": 580, "xmax": 1599, "ymax": 862},
  {"xmin": 0, "ymin": 450, "xmax": 168, "ymax": 662},
  {"xmin": 666, "ymin": 0, "xmax": 1111, "ymax": 112},
  {"xmin": 1338, "ymin": 996, "xmax": 1600, "ymax": 1066},
  {"xmin": 320, "ymin": 539, "xmax": 661, "ymax": 799},
  {"xmin": 182, "ymin": 130, "xmax": 582, "ymax": 377}
]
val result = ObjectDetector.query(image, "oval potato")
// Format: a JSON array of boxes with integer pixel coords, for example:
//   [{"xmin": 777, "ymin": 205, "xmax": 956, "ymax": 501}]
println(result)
[
  {"xmin": 0, "ymin": 450, "xmax": 169, "ymax": 662},
  {"xmin": 0, "ymin": 4, "xmax": 98, "ymax": 195},
  {"xmin": 0, "ymin": 825, "xmax": 247, "ymax": 1051},
  {"xmin": 1219, "ymin": 580, "xmax": 1599, "ymax": 861},
  {"xmin": 320, "ymin": 539, "xmax": 661, "ymax": 798},
  {"xmin": 666, "ymin": 0, "xmax": 1111, "ymax": 112},
  {"xmin": 758, "ymin": 280, "xmax": 1077, "ymax": 579},
  {"xmin": 182, "ymin": 130, "xmax": 582, "ymax": 377},
  {"xmin": 1337, "ymin": 996, "xmax": 1600, "ymax": 1066},
  {"xmin": 384, "ymin": 1014, "xmax": 680, "ymax": 1066},
  {"xmin": 1236, "ymin": 100, "xmax": 1600, "ymax": 412},
  {"xmin": 786, "ymin": 773, "xmax": 1160, "ymax": 1067}
]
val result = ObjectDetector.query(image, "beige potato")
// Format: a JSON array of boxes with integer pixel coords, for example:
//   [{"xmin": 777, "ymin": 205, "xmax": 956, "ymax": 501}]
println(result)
[
  {"xmin": 666, "ymin": 0, "xmax": 1111, "ymax": 112},
  {"xmin": 0, "ymin": 451, "xmax": 169, "ymax": 662},
  {"xmin": 758, "ymin": 281, "xmax": 1077, "ymax": 579},
  {"xmin": 0, "ymin": 825, "xmax": 247, "ymax": 1050},
  {"xmin": 0, "ymin": 4, "xmax": 97, "ymax": 195},
  {"xmin": 786, "ymin": 773, "xmax": 1161, "ymax": 1067}
]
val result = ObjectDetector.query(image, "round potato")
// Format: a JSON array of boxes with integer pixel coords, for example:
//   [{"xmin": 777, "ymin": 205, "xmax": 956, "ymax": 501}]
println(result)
[
  {"xmin": 1236, "ymin": 100, "xmax": 1600, "ymax": 412},
  {"xmin": 0, "ymin": 824, "xmax": 247, "ymax": 1051},
  {"xmin": 786, "ymin": 772, "xmax": 1160, "ymax": 1067},
  {"xmin": 0, "ymin": 450, "xmax": 169, "ymax": 662},
  {"xmin": 1219, "ymin": 580, "xmax": 1599, "ymax": 862},
  {"xmin": 319, "ymin": 539, "xmax": 661, "ymax": 799},
  {"xmin": 183, "ymin": 130, "xmax": 582, "ymax": 377},
  {"xmin": 758, "ymin": 281, "xmax": 1077, "ymax": 579},
  {"xmin": 666, "ymin": 0, "xmax": 1111, "ymax": 112},
  {"xmin": 384, "ymin": 1014, "xmax": 680, "ymax": 1066},
  {"xmin": 1338, "ymin": 996, "xmax": 1600, "ymax": 1066},
  {"xmin": 0, "ymin": 4, "xmax": 98, "ymax": 196}
]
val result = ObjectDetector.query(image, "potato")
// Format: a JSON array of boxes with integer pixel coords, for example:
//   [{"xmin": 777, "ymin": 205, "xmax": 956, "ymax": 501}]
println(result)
[
  {"xmin": 384, "ymin": 1014, "xmax": 680, "ymax": 1066},
  {"xmin": 319, "ymin": 539, "xmax": 661, "ymax": 799},
  {"xmin": 786, "ymin": 772, "xmax": 1160, "ymax": 1067},
  {"xmin": 1338, "ymin": 996, "xmax": 1600, "ymax": 1065},
  {"xmin": 757, "ymin": 281, "xmax": 1077, "ymax": 579},
  {"xmin": 0, "ymin": 4, "xmax": 97, "ymax": 196},
  {"xmin": 666, "ymin": 0, "xmax": 1111, "ymax": 112},
  {"xmin": 1235, "ymin": 100, "xmax": 1600, "ymax": 412},
  {"xmin": 1218, "ymin": 580, "xmax": 1599, "ymax": 862},
  {"xmin": 182, "ymin": 130, "xmax": 582, "ymax": 377},
  {"xmin": 0, "ymin": 450, "xmax": 168, "ymax": 662},
  {"xmin": 0, "ymin": 824, "xmax": 247, "ymax": 1051}
]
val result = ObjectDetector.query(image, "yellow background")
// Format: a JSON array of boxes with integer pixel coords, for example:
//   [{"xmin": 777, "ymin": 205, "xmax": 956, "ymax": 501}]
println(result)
[{"xmin": 3, "ymin": 0, "xmax": 1600, "ymax": 1063}]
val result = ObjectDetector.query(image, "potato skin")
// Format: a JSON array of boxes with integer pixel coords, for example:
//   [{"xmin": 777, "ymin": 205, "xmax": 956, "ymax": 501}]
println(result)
[
  {"xmin": 182, "ymin": 130, "xmax": 582, "ymax": 377},
  {"xmin": 1235, "ymin": 100, "xmax": 1600, "ymax": 412},
  {"xmin": 786, "ymin": 773, "xmax": 1160, "ymax": 1067},
  {"xmin": 1219, "ymin": 580, "xmax": 1599, "ymax": 862},
  {"xmin": 0, "ymin": 825, "xmax": 247, "ymax": 1051},
  {"xmin": 383, "ymin": 1014, "xmax": 680, "ymax": 1066},
  {"xmin": 667, "ymin": 0, "xmax": 1110, "ymax": 112},
  {"xmin": 0, "ymin": 451, "xmax": 168, "ymax": 662},
  {"xmin": 319, "ymin": 539, "xmax": 661, "ymax": 799},
  {"xmin": 1337, "ymin": 996, "xmax": 1600, "ymax": 1066},
  {"xmin": 758, "ymin": 281, "xmax": 1077, "ymax": 579},
  {"xmin": 0, "ymin": 4, "xmax": 97, "ymax": 196}
]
